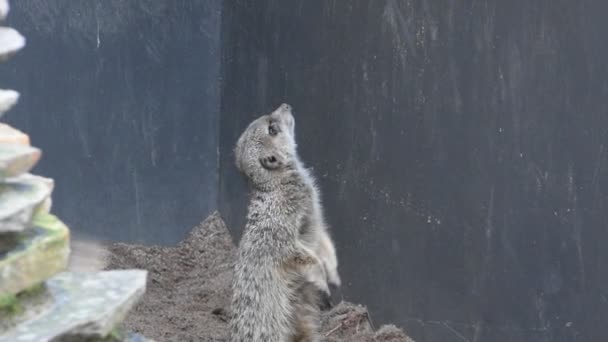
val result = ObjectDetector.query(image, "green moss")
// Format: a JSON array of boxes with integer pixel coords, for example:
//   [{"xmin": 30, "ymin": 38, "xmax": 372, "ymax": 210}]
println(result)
[
  {"xmin": 21, "ymin": 283, "xmax": 44, "ymax": 297},
  {"xmin": 0, "ymin": 211, "xmax": 70, "ymax": 295},
  {"xmin": 0, "ymin": 283, "xmax": 45, "ymax": 316},
  {"xmin": 0, "ymin": 293, "xmax": 22, "ymax": 316},
  {"xmin": 0, "ymin": 293, "xmax": 17, "ymax": 309},
  {"xmin": 109, "ymin": 328, "xmax": 123, "ymax": 340},
  {"xmin": 32, "ymin": 212, "xmax": 65, "ymax": 233},
  {"xmin": 31, "ymin": 213, "xmax": 70, "ymax": 247}
]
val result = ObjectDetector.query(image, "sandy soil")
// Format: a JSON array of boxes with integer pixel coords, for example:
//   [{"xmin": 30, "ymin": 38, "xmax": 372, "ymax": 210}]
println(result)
[{"xmin": 105, "ymin": 212, "xmax": 414, "ymax": 342}]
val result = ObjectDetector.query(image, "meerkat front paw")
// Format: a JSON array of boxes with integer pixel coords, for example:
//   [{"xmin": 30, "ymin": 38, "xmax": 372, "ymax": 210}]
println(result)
[
  {"xmin": 326, "ymin": 266, "xmax": 341, "ymax": 288},
  {"xmin": 291, "ymin": 245, "xmax": 330, "ymax": 295},
  {"xmin": 308, "ymin": 268, "xmax": 330, "ymax": 296},
  {"xmin": 317, "ymin": 233, "xmax": 341, "ymax": 288}
]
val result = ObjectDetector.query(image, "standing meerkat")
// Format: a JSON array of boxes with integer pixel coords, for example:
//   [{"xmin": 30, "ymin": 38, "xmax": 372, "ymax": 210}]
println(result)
[
  {"xmin": 297, "ymin": 147, "xmax": 341, "ymax": 289},
  {"xmin": 229, "ymin": 104, "xmax": 337, "ymax": 342},
  {"xmin": 291, "ymin": 131, "xmax": 341, "ymax": 302}
]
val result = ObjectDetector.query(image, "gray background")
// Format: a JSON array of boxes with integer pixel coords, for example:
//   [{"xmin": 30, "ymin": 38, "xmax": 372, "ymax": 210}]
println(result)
[
  {"xmin": 3, "ymin": 1, "xmax": 608, "ymax": 341},
  {"xmin": 0, "ymin": 0, "xmax": 221, "ymax": 244}
]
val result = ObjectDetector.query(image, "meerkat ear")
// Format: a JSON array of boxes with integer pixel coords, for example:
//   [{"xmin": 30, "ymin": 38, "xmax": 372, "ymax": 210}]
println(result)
[{"xmin": 260, "ymin": 154, "xmax": 283, "ymax": 170}]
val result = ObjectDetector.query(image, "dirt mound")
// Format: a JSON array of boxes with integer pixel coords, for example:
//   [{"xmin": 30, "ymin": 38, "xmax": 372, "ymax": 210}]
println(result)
[{"xmin": 105, "ymin": 212, "xmax": 413, "ymax": 342}]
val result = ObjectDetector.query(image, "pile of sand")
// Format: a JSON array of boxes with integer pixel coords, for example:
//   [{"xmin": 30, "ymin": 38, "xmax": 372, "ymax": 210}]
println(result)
[{"xmin": 105, "ymin": 213, "xmax": 413, "ymax": 342}]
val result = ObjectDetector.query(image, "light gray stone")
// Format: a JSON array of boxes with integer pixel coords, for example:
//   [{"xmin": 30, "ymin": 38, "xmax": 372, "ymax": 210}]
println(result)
[
  {"xmin": 0, "ymin": 26, "xmax": 24, "ymax": 61},
  {"xmin": 0, "ymin": 144, "xmax": 41, "ymax": 179},
  {"xmin": 0, "ymin": 89, "xmax": 19, "ymax": 116},
  {"xmin": 50, "ymin": 331, "xmax": 155, "ymax": 342},
  {"xmin": 0, "ymin": 0, "xmax": 8, "ymax": 21},
  {"xmin": 0, "ymin": 213, "xmax": 69, "ymax": 296},
  {"xmin": 0, "ymin": 270, "xmax": 148, "ymax": 342},
  {"xmin": 0, "ymin": 123, "xmax": 30, "ymax": 146},
  {"xmin": 0, "ymin": 283, "xmax": 52, "ymax": 334},
  {"xmin": 0, "ymin": 173, "xmax": 54, "ymax": 232},
  {"xmin": 123, "ymin": 332, "xmax": 155, "ymax": 342}
]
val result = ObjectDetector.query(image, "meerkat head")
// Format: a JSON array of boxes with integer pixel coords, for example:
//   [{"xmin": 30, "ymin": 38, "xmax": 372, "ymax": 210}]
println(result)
[{"xmin": 234, "ymin": 103, "xmax": 298, "ymax": 187}]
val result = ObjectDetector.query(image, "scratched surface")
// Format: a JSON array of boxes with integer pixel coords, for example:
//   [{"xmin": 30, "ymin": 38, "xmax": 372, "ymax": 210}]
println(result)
[
  {"xmin": 218, "ymin": 1, "xmax": 608, "ymax": 341},
  {"xmin": 0, "ymin": 0, "xmax": 222, "ymax": 244}
]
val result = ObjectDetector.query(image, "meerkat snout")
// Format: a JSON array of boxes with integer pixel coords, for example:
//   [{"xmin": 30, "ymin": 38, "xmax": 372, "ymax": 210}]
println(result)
[
  {"xmin": 274, "ymin": 103, "xmax": 295, "ymax": 132},
  {"xmin": 278, "ymin": 103, "xmax": 291, "ymax": 112}
]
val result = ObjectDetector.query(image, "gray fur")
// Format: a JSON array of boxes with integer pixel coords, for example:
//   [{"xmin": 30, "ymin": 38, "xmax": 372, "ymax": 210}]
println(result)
[
  {"xmin": 286, "ymin": 112, "xmax": 340, "ymax": 292},
  {"xmin": 229, "ymin": 104, "xmax": 338, "ymax": 342},
  {"xmin": 297, "ymin": 165, "xmax": 341, "ymax": 290}
]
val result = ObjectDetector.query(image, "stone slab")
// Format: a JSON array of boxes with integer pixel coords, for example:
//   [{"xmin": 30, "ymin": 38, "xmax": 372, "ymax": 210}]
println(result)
[
  {"xmin": 0, "ymin": 173, "xmax": 54, "ymax": 232},
  {"xmin": 0, "ymin": 26, "xmax": 24, "ymax": 61},
  {"xmin": 53, "ymin": 331, "xmax": 155, "ymax": 342},
  {"xmin": 0, "ymin": 144, "xmax": 41, "ymax": 179},
  {"xmin": 0, "ymin": 270, "xmax": 148, "ymax": 342},
  {"xmin": 0, "ymin": 124, "xmax": 29, "ymax": 146},
  {"xmin": 0, "ymin": 89, "xmax": 19, "ymax": 116},
  {"xmin": 123, "ymin": 333, "xmax": 155, "ymax": 342},
  {"xmin": 0, "ymin": 213, "xmax": 69, "ymax": 296},
  {"xmin": 0, "ymin": 283, "xmax": 51, "ymax": 334},
  {"xmin": 0, "ymin": 0, "xmax": 8, "ymax": 21}
]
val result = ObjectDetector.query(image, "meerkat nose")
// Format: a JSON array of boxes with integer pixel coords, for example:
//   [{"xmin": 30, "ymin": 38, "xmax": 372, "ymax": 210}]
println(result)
[{"xmin": 275, "ymin": 103, "xmax": 295, "ymax": 128}]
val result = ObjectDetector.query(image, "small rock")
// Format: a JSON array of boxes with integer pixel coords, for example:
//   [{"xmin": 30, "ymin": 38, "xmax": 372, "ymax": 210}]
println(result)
[
  {"xmin": 34, "ymin": 196, "xmax": 52, "ymax": 216},
  {"xmin": 374, "ymin": 324, "xmax": 415, "ymax": 342},
  {"xmin": 0, "ymin": 173, "xmax": 54, "ymax": 232},
  {"xmin": 0, "ymin": 270, "xmax": 148, "ymax": 342},
  {"xmin": 0, "ymin": 123, "xmax": 30, "ymax": 146},
  {"xmin": 50, "ymin": 330, "xmax": 155, "ymax": 342},
  {"xmin": 0, "ymin": 282, "xmax": 53, "ymax": 334},
  {"xmin": 0, "ymin": 212, "xmax": 69, "ymax": 296},
  {"xmin": 0, "ymin": 144, "xmax": 41, "ymax": 179},
  {"xmin": 0, "ymin": 0, "xmax": 8, "ymax": 21},
  {"xmin": 123, "ymin": 332, "xmax": 156, "ymax": 342},
  {"xmin": 0, "ymin": 26, "xmax": 24, "ymax": 61},
  {"xmin": 0, "ymin": 89, "xmax": 19, "ymax": 116}
]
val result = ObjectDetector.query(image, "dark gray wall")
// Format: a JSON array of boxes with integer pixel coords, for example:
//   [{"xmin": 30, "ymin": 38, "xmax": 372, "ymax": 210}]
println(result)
[
  {"xmin": 0, "ymin": 0, "xmax": 222, "ymax": 244},
  {"xmin": 218, "ymin": 1, "xmax": 608, "ymax": 341},
  {"xmin": 1, "ymin": 0, "xmax": 607, "ymax": 340}
]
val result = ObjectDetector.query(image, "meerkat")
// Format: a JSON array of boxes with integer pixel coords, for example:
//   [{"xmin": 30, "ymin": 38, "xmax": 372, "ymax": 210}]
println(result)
[
  {"xmin": 274, "ymin": 115, "xmax": 341, "ymax": 310},
  {"xmin": 291, "ymin": 133, "xmax": 341, "ymax": 302},
  {"xmin": 229, "ymin": 103, "xmax": 331, "ymax": 342}
]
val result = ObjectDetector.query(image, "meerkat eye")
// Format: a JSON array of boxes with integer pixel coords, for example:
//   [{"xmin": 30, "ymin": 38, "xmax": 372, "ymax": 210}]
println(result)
[{"xmin": 268, "ymin": 122, "xmax": 279, "ymax": 136}]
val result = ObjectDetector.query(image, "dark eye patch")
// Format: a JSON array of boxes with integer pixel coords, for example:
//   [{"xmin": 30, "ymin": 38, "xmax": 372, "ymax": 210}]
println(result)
[{"xmin": 268, "ymin": 121, "xmax": 279, "ymax": 136}]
